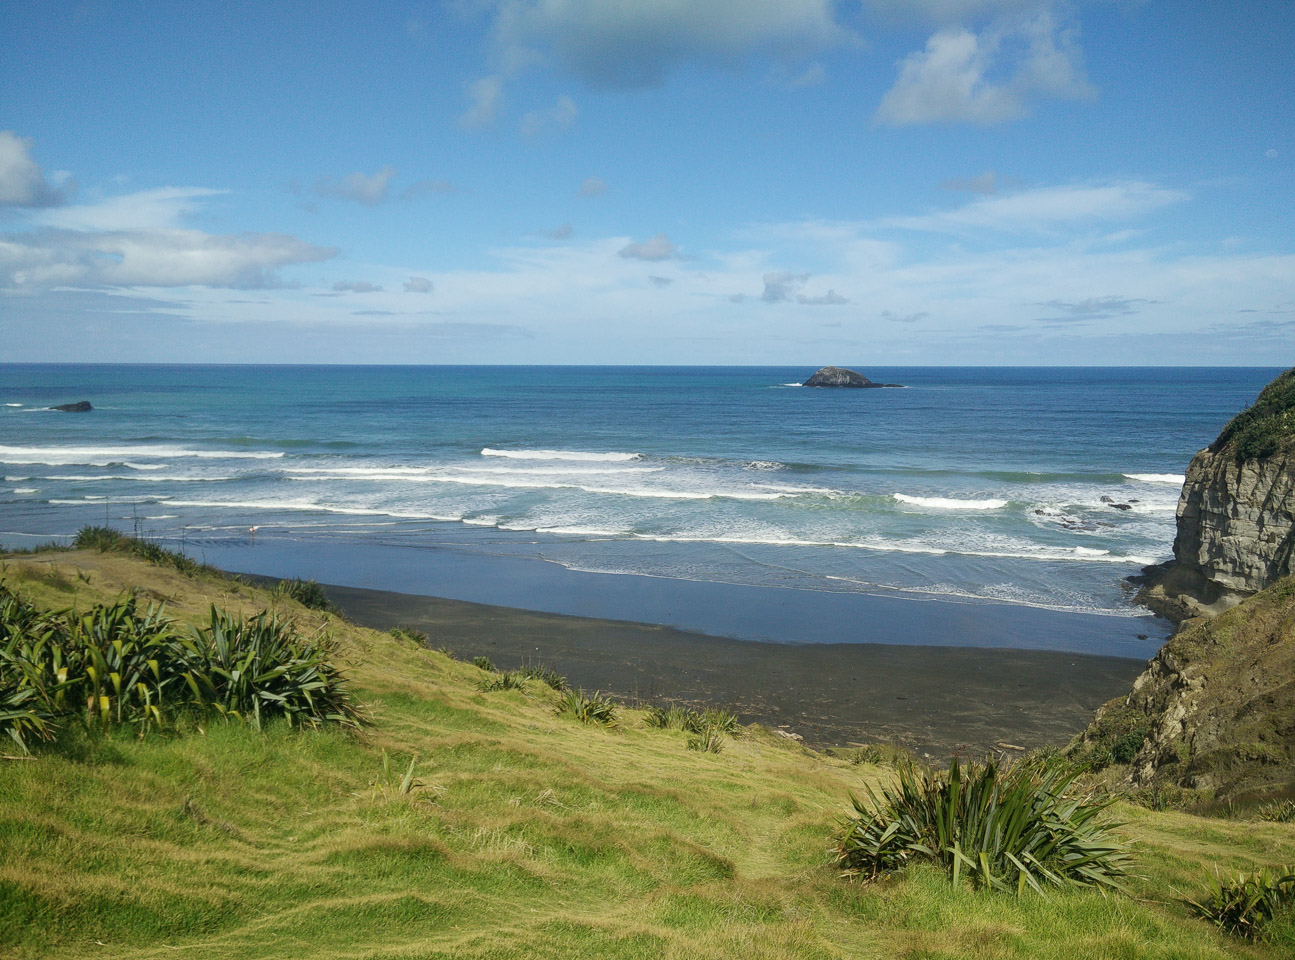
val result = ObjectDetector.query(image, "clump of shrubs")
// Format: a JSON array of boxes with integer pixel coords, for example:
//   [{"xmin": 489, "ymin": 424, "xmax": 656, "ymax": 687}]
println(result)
[
  {"xmin": 0, "ymin": 583, "xmax": 362, "ymax": 754},
  {"xmin": 1187, "ymin": 866, "xmax": 1295, "ymax": 939},
  {"xmin": 1210, "ymin": 367, "xmax": 1295, "ymax": 463},
  {"xmin": 471, "ymin": 656, "xmax": 495, "ymax": 672},
  {"xmin": 646, "ymin": 703, "xmax": 740, "ymax": 753},
  {"xmin": 478, "ymin": 671, "xmax": 526, "ymax": 692},
  {"xmin": 273, "ymin": 577, "xmax": 332, "ymax": 611},
  {"xmin": 833, "ymin": 757, "xmax": 1133, "ymax": 894},
  {"xmin": 645, "ymin": 703, "xmax": 739, "ymax": 735},
  {"xmin": 557, "ymin": 688, "xmax": 618, "ymax": 727},
  {"xmin": 517, "ymin": 663, "xmax": 567, "ymax": 691},
  {"xmin": 1258, "ymin": 799, "xmax": 1295, "ymax": 823},
  {"xmin": 389, "ymin": 626, "xmax": 428, "ymax": 646},
  {"xmin": 72, "ymin": 526, "xmax": 216, "ymax": 578}
]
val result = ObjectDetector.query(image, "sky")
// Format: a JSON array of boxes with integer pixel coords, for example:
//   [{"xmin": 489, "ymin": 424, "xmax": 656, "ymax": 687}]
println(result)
[{"xmin": 1, "ymin": 0, "xmax": 1292, "ymax": 365}]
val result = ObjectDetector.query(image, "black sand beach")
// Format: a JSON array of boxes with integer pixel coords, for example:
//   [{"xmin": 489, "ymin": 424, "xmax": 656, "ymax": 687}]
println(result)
[{"xmin": 322, "ymin": 582, "xmax": 1147, "ymax": 759}]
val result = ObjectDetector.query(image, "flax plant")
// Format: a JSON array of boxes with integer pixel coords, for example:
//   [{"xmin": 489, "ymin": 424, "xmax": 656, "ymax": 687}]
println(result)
[{"xmin": 834, "ymin": 757, "xmax": 1134, "ymax": 894}]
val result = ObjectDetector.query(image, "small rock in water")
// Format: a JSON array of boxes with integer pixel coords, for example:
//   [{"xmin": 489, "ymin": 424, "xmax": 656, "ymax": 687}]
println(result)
[
  {"xmin": 802, "ymin": 366, "xmax": 903, "ymax": 388},
  {"xmin": 50, "ymin": 400, "xmax": 92, "ymax": 412}
]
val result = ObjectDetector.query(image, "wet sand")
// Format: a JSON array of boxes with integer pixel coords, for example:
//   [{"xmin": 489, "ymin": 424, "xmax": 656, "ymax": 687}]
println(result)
[{"xmin": 321, "ymin": 582, "xmax": 1147, "ymax": 759}]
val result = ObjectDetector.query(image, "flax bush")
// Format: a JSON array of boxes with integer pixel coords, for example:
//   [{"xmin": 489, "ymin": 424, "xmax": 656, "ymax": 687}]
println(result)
[{"xmin": 833, "ymin": 757, "xmax": 1134, "ymax": 894}]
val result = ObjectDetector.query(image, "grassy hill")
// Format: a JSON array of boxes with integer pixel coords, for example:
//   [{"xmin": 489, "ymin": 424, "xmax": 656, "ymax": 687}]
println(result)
[{"xmin": 3, "ymin": 547, "xmax": 1295, "ymax": 959}]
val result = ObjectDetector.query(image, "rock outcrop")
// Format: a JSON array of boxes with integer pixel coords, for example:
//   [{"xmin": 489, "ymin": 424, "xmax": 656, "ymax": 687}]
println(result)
[
  {"xmin": 50, "ymin": 401, "xmax": 93, "ymax": 412},
  {"xmin": 802, "ymin": 366, "xmax": 902, "ymax": 388},
  {"xmin": 1135, "ymin": 368, "xmax": 1295, "ymax": 621},
  {"xmin": 1078, "ymin": 577, "xmax": 1295, "ymax": 800}
]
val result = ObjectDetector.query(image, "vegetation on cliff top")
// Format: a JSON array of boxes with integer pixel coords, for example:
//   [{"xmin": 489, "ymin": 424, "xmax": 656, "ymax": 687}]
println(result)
[
  {"xmin": 1211, "ymin": 367, "xmax": 1295, "ymax": 462},
  {"xmin": 3, "ymin": 545, "xmax": 1295, "ymax": 957}
]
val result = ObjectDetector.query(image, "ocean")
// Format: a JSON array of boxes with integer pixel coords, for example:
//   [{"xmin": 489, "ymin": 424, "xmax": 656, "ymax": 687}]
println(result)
[{"xmin": 0, "ymin": 365, "xmax": 1280, "ymax": 657}]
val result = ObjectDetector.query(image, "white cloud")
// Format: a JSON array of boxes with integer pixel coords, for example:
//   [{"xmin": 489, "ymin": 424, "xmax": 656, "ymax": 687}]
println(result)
[
  {"xmin": 761, "ymin": 271, "xmax": 809, "ymax": 302},
  {"xmin": 404, "ymin": 275, "xmax": 434, "ymax": 293},
  {"xmin": 579, "ymin": 176, "xmax": 607, "ymax": 196},
  {"xmin": 1266, "ymin": 148, "xmax": 1279, "ymax": 159},
  {"xmin": 1, "ymin": 228, "xmax": 335, "ymax": 290},
  {"xmin": 876, "ymin": 13, "xmax": 1093, "ymax": 126},
  {"xmin": 619, "ymin": 233, "xmax": 678, "ymax": 260},
  {"xmin": 333, "ymin": 280, "xmax": 383, "ymax": 293},
  {"xmin": 520, "ymin": 94, "xmax": 578, "ymax": 137},
  {"xmin": 314, "ymin": 167, "xmax": 396, "ymax": 206},
  {"xmin": 798, "ymin": 288, "xmax": 848, "ymax": 305},
  {"xmin": 878, "ymin": 181, "xmax": 1187, "ymax": 234},
  {"xmin": 488, "ymin": 0, "xmax": 844, "ymax": 88},
  {"xmin": 36, "ymin": 187, "xmax": 225, "ymax": 231},
  {"xmin": 0, "ymin": 131, "xmax": 70, "ymax": 207},
  {"xmin": 461, "ymin": 75, "xmax": 505, "ymax": 129},
  {"xmin": 882, "ymin": 310, "xmax": 930, "ymax": 323}
]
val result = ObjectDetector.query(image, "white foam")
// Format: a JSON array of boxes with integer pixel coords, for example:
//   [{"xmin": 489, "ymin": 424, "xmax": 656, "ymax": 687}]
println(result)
[
  {"xmin": 481, "ymin": 448, "xmax": 639, "ymax": 462},
  {"xmin": 534, "ymin": 525, "xmax": 630, "ymax": 537},
  {"xmin": 4, "ymin": 476, "xmax": 29, "ymax": 482},
  {"xmin": 288, "ymin": 469, "xmax": 797, "ymax": 501},
  {"xmin": 45, "ymin": 474, "xmax": 235, "ymax": 483},
  {"xmin": 161, "ymin": 497, "xmax": 453, "ymax": 521},
  {"xmin": 0, "ymin": 444, "xmax": 283, "ymax": 465},
  {"xmin": 12, "ymin": 488, "xmax": 37, "ymax": 494},
  {"xmin": 893, "ymin": 493, "xmax": 1008, "ymax": 510},
  {"xmin": 4, "ymin": 403, "xmax": 22, "ymax": 407},
  {"xmin": 779, "ymin": 383, "xmax": 804, "ymax": 387},
  {"xmin": 144, "ymin": 515, "xmax": 179, "ymax": 520},
  {"xmin": 285, "ymin": 464, "xmax": 662, "ymax": 479},
  {"xmin": 1124, "ymin": 473, "xmax": 1186, "ymax": 485}
]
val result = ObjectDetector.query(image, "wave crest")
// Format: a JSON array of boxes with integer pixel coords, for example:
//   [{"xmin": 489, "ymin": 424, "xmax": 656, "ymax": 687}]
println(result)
[
  {"xmin": 481, "ymin": 448, "xmax": 639, "ymax": 462},
  {"xmin": 893, "ymin": 493, "xmax": 1008, "ymax": 510}
]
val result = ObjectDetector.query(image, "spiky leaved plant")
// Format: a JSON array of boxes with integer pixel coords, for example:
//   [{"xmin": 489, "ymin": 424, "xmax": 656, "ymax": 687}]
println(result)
[
  {"xmin": 190, "ymin": 607, "xmax": 363, "ymax": 729},
  {"xmin": 556, "ymin": 688, "xmax": 618, "ymax": 727},
  {"xmin": 1187, "ymin": 866, "xmax": 1295, "ymax": 938},
  {"xmin": 833, "ymin": 757, "xmax": 1134, "ymax": 894}
]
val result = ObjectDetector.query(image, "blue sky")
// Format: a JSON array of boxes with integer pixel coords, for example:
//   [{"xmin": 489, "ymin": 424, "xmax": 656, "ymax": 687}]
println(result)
[{"xmin": 1, "ymin": 0, "xmax": 1292, "ymax": 364}]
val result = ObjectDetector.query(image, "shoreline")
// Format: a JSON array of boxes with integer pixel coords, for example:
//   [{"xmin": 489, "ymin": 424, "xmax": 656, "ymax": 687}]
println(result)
[{"xmin": 312, "ymin": 579, "xmax": 1148, "ymax": 758}]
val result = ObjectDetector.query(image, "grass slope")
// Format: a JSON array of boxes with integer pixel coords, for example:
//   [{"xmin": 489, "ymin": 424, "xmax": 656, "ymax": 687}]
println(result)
[{"xmin": 2, "ymin": 549, "xmax": 1294, "ymax": 959}]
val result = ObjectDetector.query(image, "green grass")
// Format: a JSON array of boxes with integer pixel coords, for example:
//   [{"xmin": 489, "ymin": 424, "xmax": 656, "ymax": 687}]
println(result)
[{"xmin": 2, "ymin": 550, "xmax": 1295, "ymax": 958}]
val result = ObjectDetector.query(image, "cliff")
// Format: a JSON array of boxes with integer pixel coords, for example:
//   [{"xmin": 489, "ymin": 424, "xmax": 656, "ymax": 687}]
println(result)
[{"xmin": 1135, "ymin": 368, "xmax": 1295, "ymax": 621}]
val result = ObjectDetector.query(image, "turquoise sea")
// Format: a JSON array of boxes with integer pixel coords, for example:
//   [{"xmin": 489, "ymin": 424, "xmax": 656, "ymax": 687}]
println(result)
[{"xmin": 0, "ymin": 365, "xmax": 1282, "ymax": 656}]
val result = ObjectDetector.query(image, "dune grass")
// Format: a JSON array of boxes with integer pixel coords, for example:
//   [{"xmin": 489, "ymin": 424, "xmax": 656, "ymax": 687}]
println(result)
[{"xmin": 1, "ymin": 548, "xmax": 1294, "ymax": 958}]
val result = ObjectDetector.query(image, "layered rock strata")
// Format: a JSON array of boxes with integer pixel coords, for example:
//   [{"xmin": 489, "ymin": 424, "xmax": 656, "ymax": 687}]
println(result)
[{"xmin": 1136, "ymin": 369, "xmax": 1295, "ymax": 621}]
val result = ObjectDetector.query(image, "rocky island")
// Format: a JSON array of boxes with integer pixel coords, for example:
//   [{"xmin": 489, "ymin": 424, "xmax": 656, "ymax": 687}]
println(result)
[
  {"xmin": 50, "ymin": 400, "xmax": 93, "ymax": 412},
  {"xmin": 802, "ymin": 366, "xmax": 903, "ymax": 388}
]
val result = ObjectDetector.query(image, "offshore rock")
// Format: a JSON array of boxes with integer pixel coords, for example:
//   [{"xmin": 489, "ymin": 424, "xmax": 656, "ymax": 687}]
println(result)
[
  {"xmin": 802, "ymin": 366, "xmax": 902, "ymax": 388},
  {"xmin": 1134, "ymin": 368, "xmax": 1295, "ymax": 622},
  {"xmin": 50, "ymin": 400, "xmax": 93, "ymax": 412}
]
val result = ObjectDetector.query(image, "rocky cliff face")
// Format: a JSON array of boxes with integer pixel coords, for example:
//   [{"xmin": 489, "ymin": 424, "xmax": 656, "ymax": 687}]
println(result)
[
  {"xmin": 1080, "ymin": 577, "xmax": 1295, "ymax": 799},
  {"xmin": 1076, "ymin": 369, "xmax": 1295, "ymax": 800},
  {"xmin": 1136, "ymin": 369, "xmax": 1295, "ymax": 621}
]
